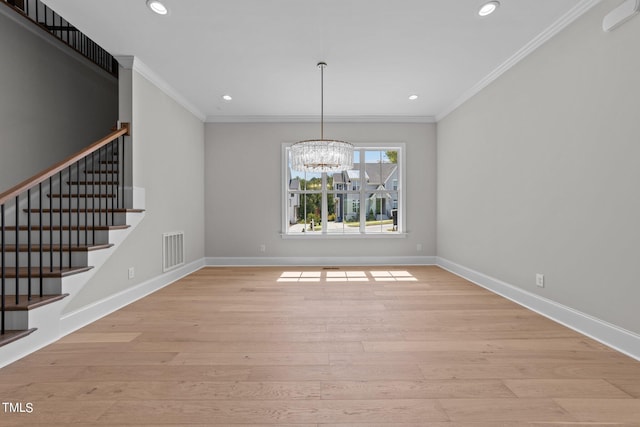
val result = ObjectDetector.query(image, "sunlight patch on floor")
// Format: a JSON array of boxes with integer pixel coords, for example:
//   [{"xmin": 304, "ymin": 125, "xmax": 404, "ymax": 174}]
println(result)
[
  {"xmin": 277, "ymin": 271, "xmax": 321, "ymax": 282},
  {"xmin": 277, "ymin": 270, "xmax": 417, "ymax": 282},
  {"xmin": 371, "ymin": 270, "xmax": 418, "ymax": 281},
  {"xmin": 326, "ymin": 271, "xmax": 368, "ymax": 282}
]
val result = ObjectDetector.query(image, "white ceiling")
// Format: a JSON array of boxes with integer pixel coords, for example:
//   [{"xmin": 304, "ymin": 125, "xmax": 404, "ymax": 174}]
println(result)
[{"xmin": 42, "ymin": 0, "xmax": 598, "ymax": 122}]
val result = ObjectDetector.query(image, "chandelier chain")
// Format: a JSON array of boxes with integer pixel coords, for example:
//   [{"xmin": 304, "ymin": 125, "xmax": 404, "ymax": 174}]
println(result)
[
  {"xmin": 319, "ymin": 62, "xmax": 325, "ymax": 140},
  {"xmin": 290, "ymin": 61, "xmax": 353, "ymax": 173}
]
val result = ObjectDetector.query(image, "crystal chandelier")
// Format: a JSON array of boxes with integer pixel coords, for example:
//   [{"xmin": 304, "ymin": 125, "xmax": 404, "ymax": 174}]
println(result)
[{"xmin": 290, "ymin": 62, "xmax": 354, "ymax": 173}]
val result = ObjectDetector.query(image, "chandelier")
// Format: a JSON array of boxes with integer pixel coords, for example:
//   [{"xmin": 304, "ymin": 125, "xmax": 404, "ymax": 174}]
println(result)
[{"xmin": 290, "ymin": 62, "xmax": 354, "ymax": 173}]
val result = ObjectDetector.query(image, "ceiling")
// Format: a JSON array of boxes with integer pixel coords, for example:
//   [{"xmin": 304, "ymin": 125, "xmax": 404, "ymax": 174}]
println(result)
[{"xmin": 42, "ymin": 0, "xmax": 597, "ymax": 122}]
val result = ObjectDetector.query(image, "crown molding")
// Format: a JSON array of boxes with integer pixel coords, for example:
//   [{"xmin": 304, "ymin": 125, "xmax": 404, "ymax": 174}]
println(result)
[
  {"xmin": 436, "ymin": 0, "xmax": 602, "ymax": 121},
  {"xmin": 205, "ymin": 115, "xmax": 436, "ymax": 124},
  {"xmin": 114, "ymin": 55, "xmax": 135, "ymax": 69},
  {"xmin": 115, "ymin": 55, "xmax": 207, "ymax": 122}
]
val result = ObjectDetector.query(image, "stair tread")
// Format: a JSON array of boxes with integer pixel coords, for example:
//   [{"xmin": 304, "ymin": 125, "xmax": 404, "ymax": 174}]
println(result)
[
  {"xmin": 3, "ymin": 243, "xmax": 113, "ymax": 252},
  {"xmin": 67, "ymin": 181, "xmax": 120, "ymax": 185},
  {"xmin": 5, "ymin": 225, "xmax": 130, "ymax": 231},
  {"xmin": 1, "ymin": 266, "xmax": 93, "ymax": 278},
  {"xmin": 3, "ymin": 294, "xmax": 69, "ymax": 311},
  {"xmin": 0, "ymin": 329, "xmax": 37, "ymax": 348},
  {"xmin": 48, "ymin": 194, "xmax": 117, "ymax": 198},
  {"xmin": 25, "ymin": 208, "xmax": 144, "ymax": 213}
]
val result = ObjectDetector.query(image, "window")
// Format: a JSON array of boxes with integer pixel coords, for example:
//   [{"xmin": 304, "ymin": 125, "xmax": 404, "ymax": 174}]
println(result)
[{"xmin": 283, "ymin": 144, "xmax": 404, "ymax": 237}]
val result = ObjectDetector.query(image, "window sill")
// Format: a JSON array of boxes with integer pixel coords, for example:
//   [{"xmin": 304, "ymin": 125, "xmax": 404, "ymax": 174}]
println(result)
[{"xmin": 281, "ymin": 232, "xmax": 408, "ymax": 240}]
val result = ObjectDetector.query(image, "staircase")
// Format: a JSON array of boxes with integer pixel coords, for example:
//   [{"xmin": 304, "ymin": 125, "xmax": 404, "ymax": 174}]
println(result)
[{"xmin": 0, "ymin": 124, "xmax": 144, "ymax": 351}]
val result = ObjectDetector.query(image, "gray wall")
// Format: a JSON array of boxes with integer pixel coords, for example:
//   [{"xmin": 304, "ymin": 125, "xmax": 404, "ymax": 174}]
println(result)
[
  {"xmin": 64, "ymin": 71, "xmax": 205, "ymax": 312},
  {"xmin": 205, "ymin": 122, "xmax": 436, "ymax": 260},
  {"xmin": 0, "ymin": 10, "xmax": 118, "ymax": 193},
  {"xmin": 437, "ymin": 1, "xmax": 640, "ymax": 334}
]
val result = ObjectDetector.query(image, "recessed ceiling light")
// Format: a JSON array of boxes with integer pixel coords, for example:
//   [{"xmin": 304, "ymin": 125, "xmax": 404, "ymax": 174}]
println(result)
[
  {"xmin": 146, "ymin": 0, "xmax": 168, "ymax": 15},
  {"xmin": 478, "ymin": 1, "xmax": 500, "ymax": 17},
  {"xmin": 222, "ymin": 95, "xmax": 233, "ymax": 101},
  {"xmin": 408, "ymin": 94, "xmax": 419, "ymax": 100}
]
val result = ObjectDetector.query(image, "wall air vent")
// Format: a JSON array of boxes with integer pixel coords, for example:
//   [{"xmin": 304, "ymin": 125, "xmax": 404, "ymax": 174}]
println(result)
[{"xmin": 162, "ymin": 231, "xmax": 185, "ymax": 272}]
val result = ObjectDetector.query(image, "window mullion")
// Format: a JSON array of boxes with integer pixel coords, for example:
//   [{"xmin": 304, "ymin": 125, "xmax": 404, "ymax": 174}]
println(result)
[
  {"xmin": 359, "ymin": 150, "xmax": 365, "ymax": 233},
  {"xmin": 321, "ymin": 173, "xmax": 328, "ymax": 234}
]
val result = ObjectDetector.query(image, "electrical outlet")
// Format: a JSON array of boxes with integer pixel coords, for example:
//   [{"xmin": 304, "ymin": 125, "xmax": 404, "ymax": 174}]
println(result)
[
  {"xmin": 536, "ymin": 273, "xmax": 544, "ymax": 288},
  {"xmin": 416, "ymin": 243, "xmax": 423, "ymax": 252},
  {"xmin": 259, "ymin": 244, "xmax": 266, "ymax": 253},
  {"xmin": 128, "ymin": 267, "xmax": 135, "ymax": 279}
]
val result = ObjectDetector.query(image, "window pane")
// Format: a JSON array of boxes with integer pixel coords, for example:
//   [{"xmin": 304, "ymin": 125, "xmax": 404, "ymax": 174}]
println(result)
[
  {"xmin": 365, "ymin": 192, "xmax": 396, "ymax": 233},
  {"xmin": 327, "ymin": 192, "xmax": 343, "ymax": 233},
  {"xmin": 287, "ymin": 192, "xmax": 300, "ymax": 231},
  {"xmin": 325, "ymin": 170, "xmax": 336, "ymax": 190},
  {"xmin": 302, "ymin": 193, "xmax": 321, "ymax": 230},
  {"xmin": 365, "ymin": 149, "xmax": 397, "ymax": 190},
  {"xmin": 303, "ymin": 174, "xmax": 322, "ymax": 191},
  {"xmin": 353, "ymin": 150, "xmax": 361, "ymax": 164},
  {"xmin": 384, "ymin": 150, "xmax": 398, "ymax": 165},
  {"xmin": 344, "ymin": 193, "xmax": 360, "ymax": 225},
  {"xmin": 287, "ymin": 192, "xmax": 322, "ymax": 234},
  {"xmin": 327, "ymin": 193, "xmax": 360, "ymax": 234},
  {"xmin": 361, "ymin": 150, "xmax": 399, "ymax": 233}
]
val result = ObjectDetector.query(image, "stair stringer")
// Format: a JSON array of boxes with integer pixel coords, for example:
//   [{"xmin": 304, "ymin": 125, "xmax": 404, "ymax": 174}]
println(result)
[{"xmin": 0, "ymin": 203, "xmax": 145, "ymax": 369}]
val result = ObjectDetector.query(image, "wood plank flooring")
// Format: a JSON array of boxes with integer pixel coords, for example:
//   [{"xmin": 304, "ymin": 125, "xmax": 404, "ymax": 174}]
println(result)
[{"xmin": 1, "ymin": 265, "xmax": 639, "ymax": 425}]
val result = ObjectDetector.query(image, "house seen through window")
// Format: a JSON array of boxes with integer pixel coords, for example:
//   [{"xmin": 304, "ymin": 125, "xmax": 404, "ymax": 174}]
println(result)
[{"xmin": 284, "ymin": 146, "xmax": 403, "ymax": 236}]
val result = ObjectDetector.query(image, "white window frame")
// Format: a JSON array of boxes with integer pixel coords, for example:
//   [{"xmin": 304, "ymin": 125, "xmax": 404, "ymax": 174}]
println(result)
[{"xmin": 281, "ymin": 143, "xmax": 407, "ymax": 239}]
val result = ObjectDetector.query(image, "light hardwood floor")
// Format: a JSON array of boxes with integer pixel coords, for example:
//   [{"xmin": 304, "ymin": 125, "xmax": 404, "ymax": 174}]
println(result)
[{"xmin": 1, "ymin": 266, "xmax": 639, "ymax": 426}]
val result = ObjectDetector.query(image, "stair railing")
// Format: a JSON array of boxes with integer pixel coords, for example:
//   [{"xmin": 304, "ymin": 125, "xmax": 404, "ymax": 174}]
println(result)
[
  {"xmin": 1, "ymin": 0, "xmax": 118, "ymax": 77},
  {"xmin": 0, "ymin": 123, "xmax": 129, "ymax": 336}
]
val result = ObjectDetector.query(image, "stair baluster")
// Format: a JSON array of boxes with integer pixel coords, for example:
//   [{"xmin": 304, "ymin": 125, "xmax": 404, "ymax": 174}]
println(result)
[
  {"xmin": 14, "ymin": 196, "xmax": 19, "ymax": 305},
  {"xmin": 59, "ymin": 170, "xmax": 63, "ymax": 271},
  {"xmin": 1, "ymin": 0, "xmax": 118, "ymax": 77},
  {"xmin": 27, "ymin": 189, "xmax": 32, "ymax": 300},
  {"xmin": 48, "ymin": 176, "xmax": 53, "ymax": 273},
  {"xmin": 38, "ymin": 182, "xmax": 43, "ymax": 298},
  {"xmin": 83, "ymin": 156, "xmax": 88, "ymax": 246},
  {"xmin": 0, "ymin": 124, "xmax": 131, "ymax": 345},
  {"xmin": 1, "ymin": 205, "xmax": 5, "ymax": 335}
]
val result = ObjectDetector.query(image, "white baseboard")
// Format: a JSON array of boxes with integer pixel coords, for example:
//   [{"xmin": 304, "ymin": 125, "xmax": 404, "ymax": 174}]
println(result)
[
  {"xmin": 436, "ymin": 257, "xmax": 640, "ymax": 361},
  {"xmin": 0, "ymin": 258, "xmax": 205, "ymax": 368},
  {"xmin": 59, "ymin": 258, "xmax": 205, "ymax": 336},
  {"xmin": 205, "ymin": 256, "xmax": 436, "ymax": 267}
]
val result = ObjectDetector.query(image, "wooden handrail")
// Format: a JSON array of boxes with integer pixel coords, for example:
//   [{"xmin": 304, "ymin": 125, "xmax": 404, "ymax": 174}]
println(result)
[{"xmin": 0, "ymin": 123, "xmax": 130, "ymax": 205}]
